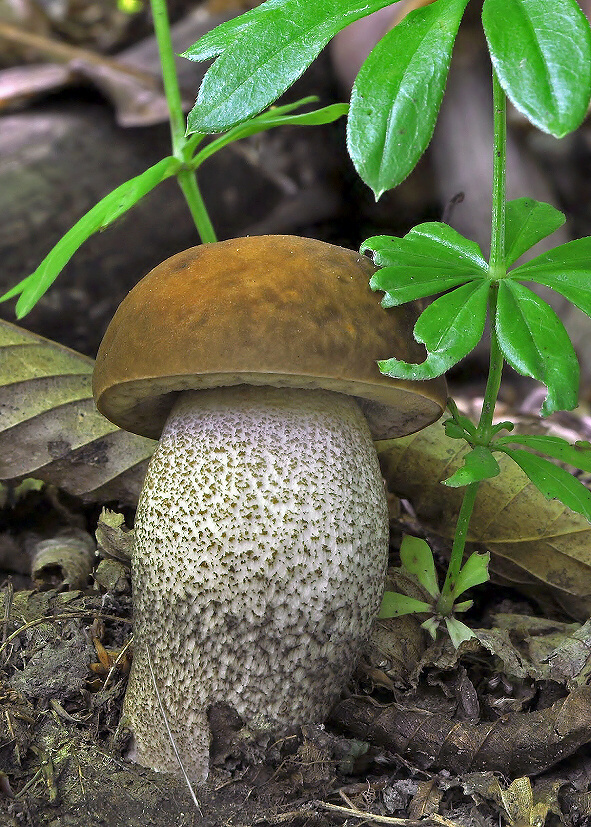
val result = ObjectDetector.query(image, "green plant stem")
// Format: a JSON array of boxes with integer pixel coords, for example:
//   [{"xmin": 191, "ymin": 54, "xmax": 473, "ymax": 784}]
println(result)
[
  {"xmin": 478, "ymin": 71, "xmax": 507, "ymax": 437},
  {"xmin": 149, "ymin": 0, "xmax": 217, "ymax": 243},
  {"xmin": 477, "ymin": 285, "xmax": 503, "ymax": 438},
  {"xmin": 150, "ymin": 0, "xmax": 185, "ymax": 156},
  {"xmin": 488, "ymin": 69, "xmax": 507, "ymax": 278},
  {"xmin": 439, "ymin": 70, "xmax": 509, "ymax": 615},
  {"xmin": 177, "ymin": 171, "xmax": 217, "ymax": 243},
  {"xmin": 437, "ymin": 481, "xmax": 479, "ymax": 615}
]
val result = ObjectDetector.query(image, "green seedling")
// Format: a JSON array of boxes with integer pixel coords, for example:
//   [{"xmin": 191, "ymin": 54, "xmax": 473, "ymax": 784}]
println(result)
[
  {"xmin": 379, "ymin": 535, "xmax": 490, "ymax": 647},
  {"xmin": 5, "ymin": 0, "xmax": 591, "ymax": 645}
]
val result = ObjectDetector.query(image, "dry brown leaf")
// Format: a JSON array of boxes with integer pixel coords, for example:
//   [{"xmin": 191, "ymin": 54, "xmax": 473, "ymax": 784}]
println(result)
[
  {"xmin": 330, "ymin": 686, "xmax": 591, "ymax": 778},
  {"xmin": 0, "ymin": 320, "xmax": 154, "ymax": 504},
  {"xmin": 376, "ymin": 419, "xmax": 591, "ymax": 615}
]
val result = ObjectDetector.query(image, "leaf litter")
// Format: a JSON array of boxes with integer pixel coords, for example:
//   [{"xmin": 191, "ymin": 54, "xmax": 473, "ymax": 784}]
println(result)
[{"xmin": 1, "ymin": 325, "xmax": 591, "ymax": 824}]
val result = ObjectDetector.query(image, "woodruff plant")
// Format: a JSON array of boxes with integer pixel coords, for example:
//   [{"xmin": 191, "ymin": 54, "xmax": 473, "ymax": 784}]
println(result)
[
  {"xmin": 4, "ymin": 0, "xmax": 591, "ymax": 645},
  {"xmin": 180, "ymin": 0, "xmax": 591, "ymax": 644}
]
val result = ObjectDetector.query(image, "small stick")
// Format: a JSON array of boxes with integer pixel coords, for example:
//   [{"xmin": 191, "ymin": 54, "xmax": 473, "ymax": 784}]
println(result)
[{"xmin": 316, "ymin": 800, "xmax": 443, "ymax": 826}]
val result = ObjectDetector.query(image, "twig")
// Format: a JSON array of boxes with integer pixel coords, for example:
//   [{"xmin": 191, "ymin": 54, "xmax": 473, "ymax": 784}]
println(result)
[{"xmin": 315, "ymin": 801, "xmax": 443, "ymax": 826}]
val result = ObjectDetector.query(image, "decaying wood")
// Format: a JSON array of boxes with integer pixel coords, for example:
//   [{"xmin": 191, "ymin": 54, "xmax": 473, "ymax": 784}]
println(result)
[{"xmin": 330, "ymin": 686, "xmax": 591, "ymax": 778}]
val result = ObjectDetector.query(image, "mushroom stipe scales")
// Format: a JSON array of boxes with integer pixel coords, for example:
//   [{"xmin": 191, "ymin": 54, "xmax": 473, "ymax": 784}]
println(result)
[{"xmin": 92, "ymin": 235, "xmax": 446, "ymax": 781}]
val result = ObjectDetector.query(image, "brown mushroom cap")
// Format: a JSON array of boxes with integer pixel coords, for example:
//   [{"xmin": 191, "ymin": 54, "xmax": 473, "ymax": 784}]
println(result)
[{"xmin": 93, "ymin": 235, "xmax": 447, "ymax": 440}]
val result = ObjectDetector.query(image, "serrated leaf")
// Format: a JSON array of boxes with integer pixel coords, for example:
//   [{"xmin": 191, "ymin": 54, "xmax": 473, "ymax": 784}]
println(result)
[
  {"xmin": 376, "ymin": 418, "xmax": 591, "ymax": 613},
  {"xmin": 185, "ymin": 0, "xmax": 395, "ymax": 134},
  {"xmin": 0, "ymin": 156, "xmax": 181, "ymax": 318},
  {"xmin": 495, "ymin": 434, "xmax": 591, "ymax": 473},
  {"xmin": 378, "ymin": 281, "xmax": 489, "ymax": 380},
  {"xmin": 509, "ymin": 236, "xmax": 591, "ymax": 319},
  {"xmin": 363, "ymin": 222, "xmax": 487, "ymax": 306},
  {"xmin": 399, "ymin": 535, "xmax": 440, "ymax": 599},
  {"xmin": 504, "ymin": 198, "xmax": 566, "ymax": 267},
  {"xmin": 443, "ymin": 446, "xmax": 501, "ymax": 487},
  {"xmin": 366, "ymin": 222, "xmax": 488, "ymax": 269},
  {"xmin": 482, "ymin": 0, "xmax": 591, "ymax": 137},
  {"xmin": 379, "ymin": 591, "xmax": 433, "ymax": 619},
  {"xmin": 348, "ymin": 0, "xmax": 468, "ymax": 197},
  {"xmin": 0, "ymin": 320, "xmax": 155, "ymax": 504},
  {"xmin": 495, "ymin": 280, "xmax": 579, "ymax": 415},
  {"xmin": 502, "ymin": 449, "xmax": 591, "ymax": 522},
  {"xmin": 451, "ymin": 551, "xmax": 490, "ymax": 600}
]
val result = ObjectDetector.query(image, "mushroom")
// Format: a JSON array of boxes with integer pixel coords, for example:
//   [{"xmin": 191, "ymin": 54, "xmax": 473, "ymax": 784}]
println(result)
[{"xmin": 92, "ymin": 234, "xmax": 446, "ymax": 782}]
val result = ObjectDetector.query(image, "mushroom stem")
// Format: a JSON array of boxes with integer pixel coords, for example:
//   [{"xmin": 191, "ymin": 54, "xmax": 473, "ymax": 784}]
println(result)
[{"xmin": 124, "ymin": 386, "xmax": 389, "ymax": 781}]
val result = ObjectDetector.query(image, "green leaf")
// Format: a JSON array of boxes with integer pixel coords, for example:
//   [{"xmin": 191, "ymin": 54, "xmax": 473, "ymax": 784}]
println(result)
[
  {"xmin": 191, "ymin": 101, "xmax": 349, "ymax": 167},
  {"xmin": 443, "ymin": 419, "xmax": 472, "ymax": 441},
  {"xmin": 446, "ymin": 398, "xmax": 478, "ymax": 437},
  {"xmin": 502, "ymin": 448, "xmax": 591, "ymax": 521},
  {"xmin": 348, "ymin": 0, "xmax": 469, "ymax": 197},
  {"xmin": 379, "ymin": 591, "xmax": 432, "ymax": 619},
  {"xmin": 504, "ymin": 198, "xmax": 566, "ymax": 267},
  {"xmin": 421, "ymin": 617, "xmax": 440, "ymax": 639},
  {"xmin": 182, "ymin": 2, "xmax": 279, "ymax": 61},
  {"xmin": 399, "ymin": 535, "xmax": 440, "ymax": 599},
  {"xmin": 185, "ymin": 0, "xmax": 396, "ymax": 134},
  {"xmin": 450, "ymin": 551, "xmax": 490, "ymax": 600},
  {"xmin": 453, "ymin": 599, "xmax": 473, "ymax": 613},
  {"xmin": 363, "ymin": 222, "xmax": 487, "ymax": 306},
  {"xmin": 378, "ymin": 281, "xmax": 490, "ymax": 380},
  {"xmin": 445, "ymin": 617, "xmax": 477, "ymax": 647},
  {"xmin": 509, "ymin": 237, "xmax": 591, "ymax": 319},
  {"xmin": 482, "ymin": 0, "xmax": 591, "ymax": 138},
  {"xmin": 443, "ymin": 446, "xmax": 501, "ymax": 487},
  {"xmin": 495, "ymin": 434, "xmax": 591, "ymax": 473},
  {"xmin": 495, "ymin": 281, "xmax": 579, "ymax": 415},
  {"xmin": 489, "ymin": 420, "xmax": 514, "ymax": 437},
  {"xmin": 1, "ymin": 156, "xmax": 181, "ymax": 317}
]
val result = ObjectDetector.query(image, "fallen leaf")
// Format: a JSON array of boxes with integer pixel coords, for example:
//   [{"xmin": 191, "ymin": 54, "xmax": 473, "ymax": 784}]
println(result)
[
  {"xmin": 377, "ymin": 419, "xmax": 591, "ymax": 616},
  {"xmin": 0, "ymin": 63, "xmax": 71, "ymax": 111},
  {"xmin": 330, "ymin": 685, "xmax": 591, "ymax": 778},
  {"xmin": 0, "ymin": 320, "xmax": 154, "ymax": 504}
]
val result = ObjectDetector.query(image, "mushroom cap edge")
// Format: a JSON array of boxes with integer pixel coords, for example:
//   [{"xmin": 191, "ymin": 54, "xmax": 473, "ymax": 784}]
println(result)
[{"xmin": 92, "ymin": 235, "xmax": 447, "ymax": 440}]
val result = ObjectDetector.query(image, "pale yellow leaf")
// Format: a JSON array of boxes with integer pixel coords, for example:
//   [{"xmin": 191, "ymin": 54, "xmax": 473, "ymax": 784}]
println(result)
[{"xmin": 0, "ymin": 320, "xmax": 154, "ymax": 503}]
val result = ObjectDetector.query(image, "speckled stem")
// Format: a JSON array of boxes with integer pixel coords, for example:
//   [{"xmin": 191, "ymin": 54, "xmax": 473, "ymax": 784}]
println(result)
[{"xmin": 124, "ymin": 386, "xmax": 389, "ymax": 781}]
